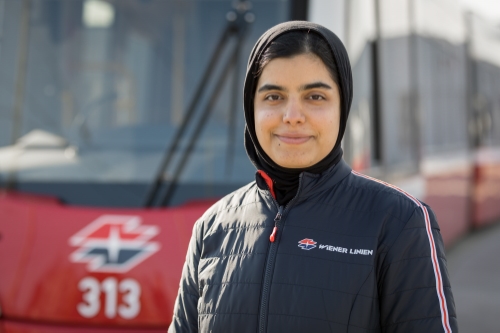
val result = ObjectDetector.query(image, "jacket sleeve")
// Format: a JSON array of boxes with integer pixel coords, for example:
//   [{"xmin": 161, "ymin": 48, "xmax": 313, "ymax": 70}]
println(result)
[
  {"xmin": 168, "ymin": 220, "xmax": 202, "ymax": 333},
  {"xmin": 378, "ymin": 205, "xmax": 458, "ymax": 333}
]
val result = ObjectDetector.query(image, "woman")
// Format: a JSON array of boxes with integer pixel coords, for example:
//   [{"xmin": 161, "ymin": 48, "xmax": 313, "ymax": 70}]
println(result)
[{"xmin": 169, "ymin": 21, "xmax": 457, "ymax": 333}]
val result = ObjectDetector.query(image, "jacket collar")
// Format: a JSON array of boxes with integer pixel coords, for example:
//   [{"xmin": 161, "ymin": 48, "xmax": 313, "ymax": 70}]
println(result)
[{"xmin": 255, "ymin": 159, "xmax": 352, "ymax": 203}]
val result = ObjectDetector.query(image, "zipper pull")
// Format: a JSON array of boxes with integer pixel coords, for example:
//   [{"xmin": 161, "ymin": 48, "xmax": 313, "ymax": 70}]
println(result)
[
  {"xmin": 270, "ymin": 226, "xmax": 277, "ymax": 243},
  {"xmin": 270, "ymin": 206, "xmax": 284, "ymax": 243}
]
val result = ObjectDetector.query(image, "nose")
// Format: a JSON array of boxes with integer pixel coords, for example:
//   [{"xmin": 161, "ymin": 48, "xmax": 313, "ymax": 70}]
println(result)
[{"xmin": 283, "ymin": 98, "xmax": 305, "ymax": 125}]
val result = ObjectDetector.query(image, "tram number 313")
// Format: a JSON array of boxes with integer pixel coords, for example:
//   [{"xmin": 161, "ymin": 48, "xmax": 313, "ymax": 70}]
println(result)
[{"xmin": 77, "ymin": 277, "xmax": 141, "ymax": 319}]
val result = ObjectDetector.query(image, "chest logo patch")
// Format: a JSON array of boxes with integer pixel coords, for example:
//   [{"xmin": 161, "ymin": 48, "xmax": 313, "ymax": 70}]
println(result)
[
  {"xmin": 298, "ymin": 238, "xmax": 317, "ymax": 250},
  {"xmin": 297, "ymin": 238, "xmax": 374, "ymax": 256}
]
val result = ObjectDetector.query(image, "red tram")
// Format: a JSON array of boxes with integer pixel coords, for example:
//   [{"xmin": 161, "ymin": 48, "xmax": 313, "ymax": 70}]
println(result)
[{"xmin": 0, "ymin": 0, "xmax": 499, "ymax": 331}]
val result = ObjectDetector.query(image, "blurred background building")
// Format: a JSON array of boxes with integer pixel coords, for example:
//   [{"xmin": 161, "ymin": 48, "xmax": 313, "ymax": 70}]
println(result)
[{"xmin": 0, "ymin": 0, "xmax": 499, "ymax": 332}]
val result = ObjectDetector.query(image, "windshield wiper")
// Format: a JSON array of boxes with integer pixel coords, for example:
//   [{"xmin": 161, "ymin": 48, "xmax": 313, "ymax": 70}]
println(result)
[{"xmin": 143, "ymin": 2, "xmax": 253, "ymax": 207}]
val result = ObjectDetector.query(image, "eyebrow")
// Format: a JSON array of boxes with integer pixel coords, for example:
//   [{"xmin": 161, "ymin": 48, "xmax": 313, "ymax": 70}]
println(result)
[
  {"xmin": 257, "ymin": 81, "xmax": 332, "ymax": 93},
  {"xmin": 300, "ymin": 82, "xmax": 332, "ymax": 91},
  {"xmin": 257, "ymin": 84, "xmax": 286, "ymax": 93}
]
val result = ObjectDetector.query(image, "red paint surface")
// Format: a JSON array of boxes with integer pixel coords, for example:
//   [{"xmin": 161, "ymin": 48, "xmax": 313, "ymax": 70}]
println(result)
[
  {"xmin": 422, "ymin": 147, "xmax": 500, "ymax": 243},
  {"xmin": 424, "ymin": 170, "xmax": 472, "ymax": 246},
  {"xmin": 472, "ymin": 161, "xmax": 500, "ymax": 227},
  {"xmin": 1, "ymin": 319, "xmax": 166, "ymax": 332},
  {"xmin": 0, "ymin": 191, "xmax": 213, "ymax": 329}
]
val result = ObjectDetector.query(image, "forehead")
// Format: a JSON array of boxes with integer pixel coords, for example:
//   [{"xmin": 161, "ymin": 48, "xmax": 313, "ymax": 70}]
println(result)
[{"xmin": 257, "ymin": 53, "xmax": 334, "ymax": 86}]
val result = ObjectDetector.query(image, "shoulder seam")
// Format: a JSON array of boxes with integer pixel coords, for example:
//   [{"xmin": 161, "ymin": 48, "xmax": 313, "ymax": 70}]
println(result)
[
  {"xmin": 298, "ymin": 199, "xmax": 409, "ymax": 224},
  {"xmin": 347, "ymin": 172, "xmax": 419, "ymax": 207}
]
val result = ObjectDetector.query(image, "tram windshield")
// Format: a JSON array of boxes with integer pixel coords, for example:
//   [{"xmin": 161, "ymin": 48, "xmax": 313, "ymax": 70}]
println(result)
[{"xmin": 0, "ymin": 0, "xmax": 291, "ymax": 207}]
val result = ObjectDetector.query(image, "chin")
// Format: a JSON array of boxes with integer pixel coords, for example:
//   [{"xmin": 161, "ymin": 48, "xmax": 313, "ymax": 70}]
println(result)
[
  {"xmin": 269, "ymin": 149, "xmax": 320, "ymax": 168},
  {"xmin": 274, "ymin": 158, "xmax": 316, "ymax": 169}
]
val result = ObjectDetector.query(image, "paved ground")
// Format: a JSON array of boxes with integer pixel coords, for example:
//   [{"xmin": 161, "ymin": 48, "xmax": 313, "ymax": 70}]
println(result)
[{"xmin": 446, "ymin": 222, "xmax": 500, "ymax": 332}]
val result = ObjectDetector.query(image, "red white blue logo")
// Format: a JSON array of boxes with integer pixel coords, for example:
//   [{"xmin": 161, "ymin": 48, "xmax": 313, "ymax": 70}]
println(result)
[
  {"xmin": 69, "ymin": 215, "xmax": 160, "ymax": 273},
  {"xmin": 298, "ymin": 238, "xmax": 317, "ymax": 250}
]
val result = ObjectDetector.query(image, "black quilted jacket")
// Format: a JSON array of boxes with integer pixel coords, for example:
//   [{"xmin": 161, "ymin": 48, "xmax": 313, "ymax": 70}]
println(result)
[{"xmin": 169, "ymin": 160, "xmax": 458, "ymax": 332}]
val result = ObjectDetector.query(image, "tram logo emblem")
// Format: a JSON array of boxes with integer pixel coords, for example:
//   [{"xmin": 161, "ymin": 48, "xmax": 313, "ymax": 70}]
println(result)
[
  {"xmin": 298, "ymin": 238, "xmax": 317, "ymax": 250},
  {"xmin": 69, "ymin": 215, "xmax": 160, "ymax": 273}
]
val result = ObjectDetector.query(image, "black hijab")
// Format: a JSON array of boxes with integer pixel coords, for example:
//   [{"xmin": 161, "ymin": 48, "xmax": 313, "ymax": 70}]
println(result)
[{"xmin": 244, "ymin": 21, "xmax": 353, "ymax": 205}]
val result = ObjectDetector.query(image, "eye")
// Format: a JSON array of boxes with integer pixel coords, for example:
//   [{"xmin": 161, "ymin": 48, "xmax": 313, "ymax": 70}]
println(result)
[
  {"xmin": 264, "ymin": 94, "xmax": 282, "ymax": 101},
  {"xmin": 308, "ymin": 94, "xmax": 325, "ymax": 101}
]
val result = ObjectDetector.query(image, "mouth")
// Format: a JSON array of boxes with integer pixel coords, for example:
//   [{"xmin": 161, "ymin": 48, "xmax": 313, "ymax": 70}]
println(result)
[{"xmin": 275, "ymin": 134, "xmax": 312, "ymax": 145}]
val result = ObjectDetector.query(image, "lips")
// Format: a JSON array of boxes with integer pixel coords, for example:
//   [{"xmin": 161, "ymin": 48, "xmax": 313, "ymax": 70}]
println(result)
[{"xmin": 275, "ymin": 134, "xmax": 312, "ymax": 144}]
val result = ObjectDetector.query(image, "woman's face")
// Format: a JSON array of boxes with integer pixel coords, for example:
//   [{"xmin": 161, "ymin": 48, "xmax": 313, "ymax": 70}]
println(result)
[{"xmin": 254, "ymin": 53, "xmax": 341, "ymax": 169}]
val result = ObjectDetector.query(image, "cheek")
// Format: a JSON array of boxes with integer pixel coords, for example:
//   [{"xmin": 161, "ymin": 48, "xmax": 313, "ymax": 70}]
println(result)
[
  {"xmin": 322, "ymin": 111, "xmax": 340, "ymax": 145},
  {"xmin": 254, "ymin": 111, "xmax": 268, "ymax": 145},
  {"xmin": 254, "ymin": 109, "xmax": 274, "ymax": 134}
]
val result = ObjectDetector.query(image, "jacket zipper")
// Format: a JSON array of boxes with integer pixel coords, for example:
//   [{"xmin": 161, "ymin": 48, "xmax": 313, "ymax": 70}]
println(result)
[
  {"xmin": 258, "ymin": 175, "xmax": 303, "ymax": 333},
  {"xmin": 269, "ymin": 207, "xmax": 282, "ymax": 243}
]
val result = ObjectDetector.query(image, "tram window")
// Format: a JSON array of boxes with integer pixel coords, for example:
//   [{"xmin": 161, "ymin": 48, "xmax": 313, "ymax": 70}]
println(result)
[
  {"xmin": 418, "ymin": 37, "xmax": 468, "ymax": 155},
  {"xmin": 0, "ymin": 0, "xmax": 292, "ymax": 207},
  {"xmin": 416, "ymin": 0, "xmax": 469, "ymax": 155},
  {"xmin": 373, "ymin": 0, "xmax": 469, "ymax": 173},
  {"xmin": 469, "ymin": 13, "xmax": 500, "ymax": 147},
  {"xmin": 475, "ymin": 63, "xmax": 500, "ymax": 146}
]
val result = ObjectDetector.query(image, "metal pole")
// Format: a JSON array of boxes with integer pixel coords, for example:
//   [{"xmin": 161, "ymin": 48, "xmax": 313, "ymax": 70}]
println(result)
[
  {"xmin": 11, "ymin": 0, "xmax": 31, "ymax": 145},
  {"xmin": 373, "ymin": 0, "xmax": 384, "ymax": 166},
  {"xmin": 6, "ymin": 0, "xmax": 31, "ymax": 190},
  {"xmin": 225, "ymin": 39, "xmax": 240, "ymax": 177},
  {"xmin": 408, "ymin": 0, "xmax": 420, "ymax": 173}
]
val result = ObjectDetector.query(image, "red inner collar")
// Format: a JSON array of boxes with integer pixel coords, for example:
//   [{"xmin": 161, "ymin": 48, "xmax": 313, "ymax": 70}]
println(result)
[{"xmin": 257, "ymin": 170, "xmax": 276, "ymax": 199}]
